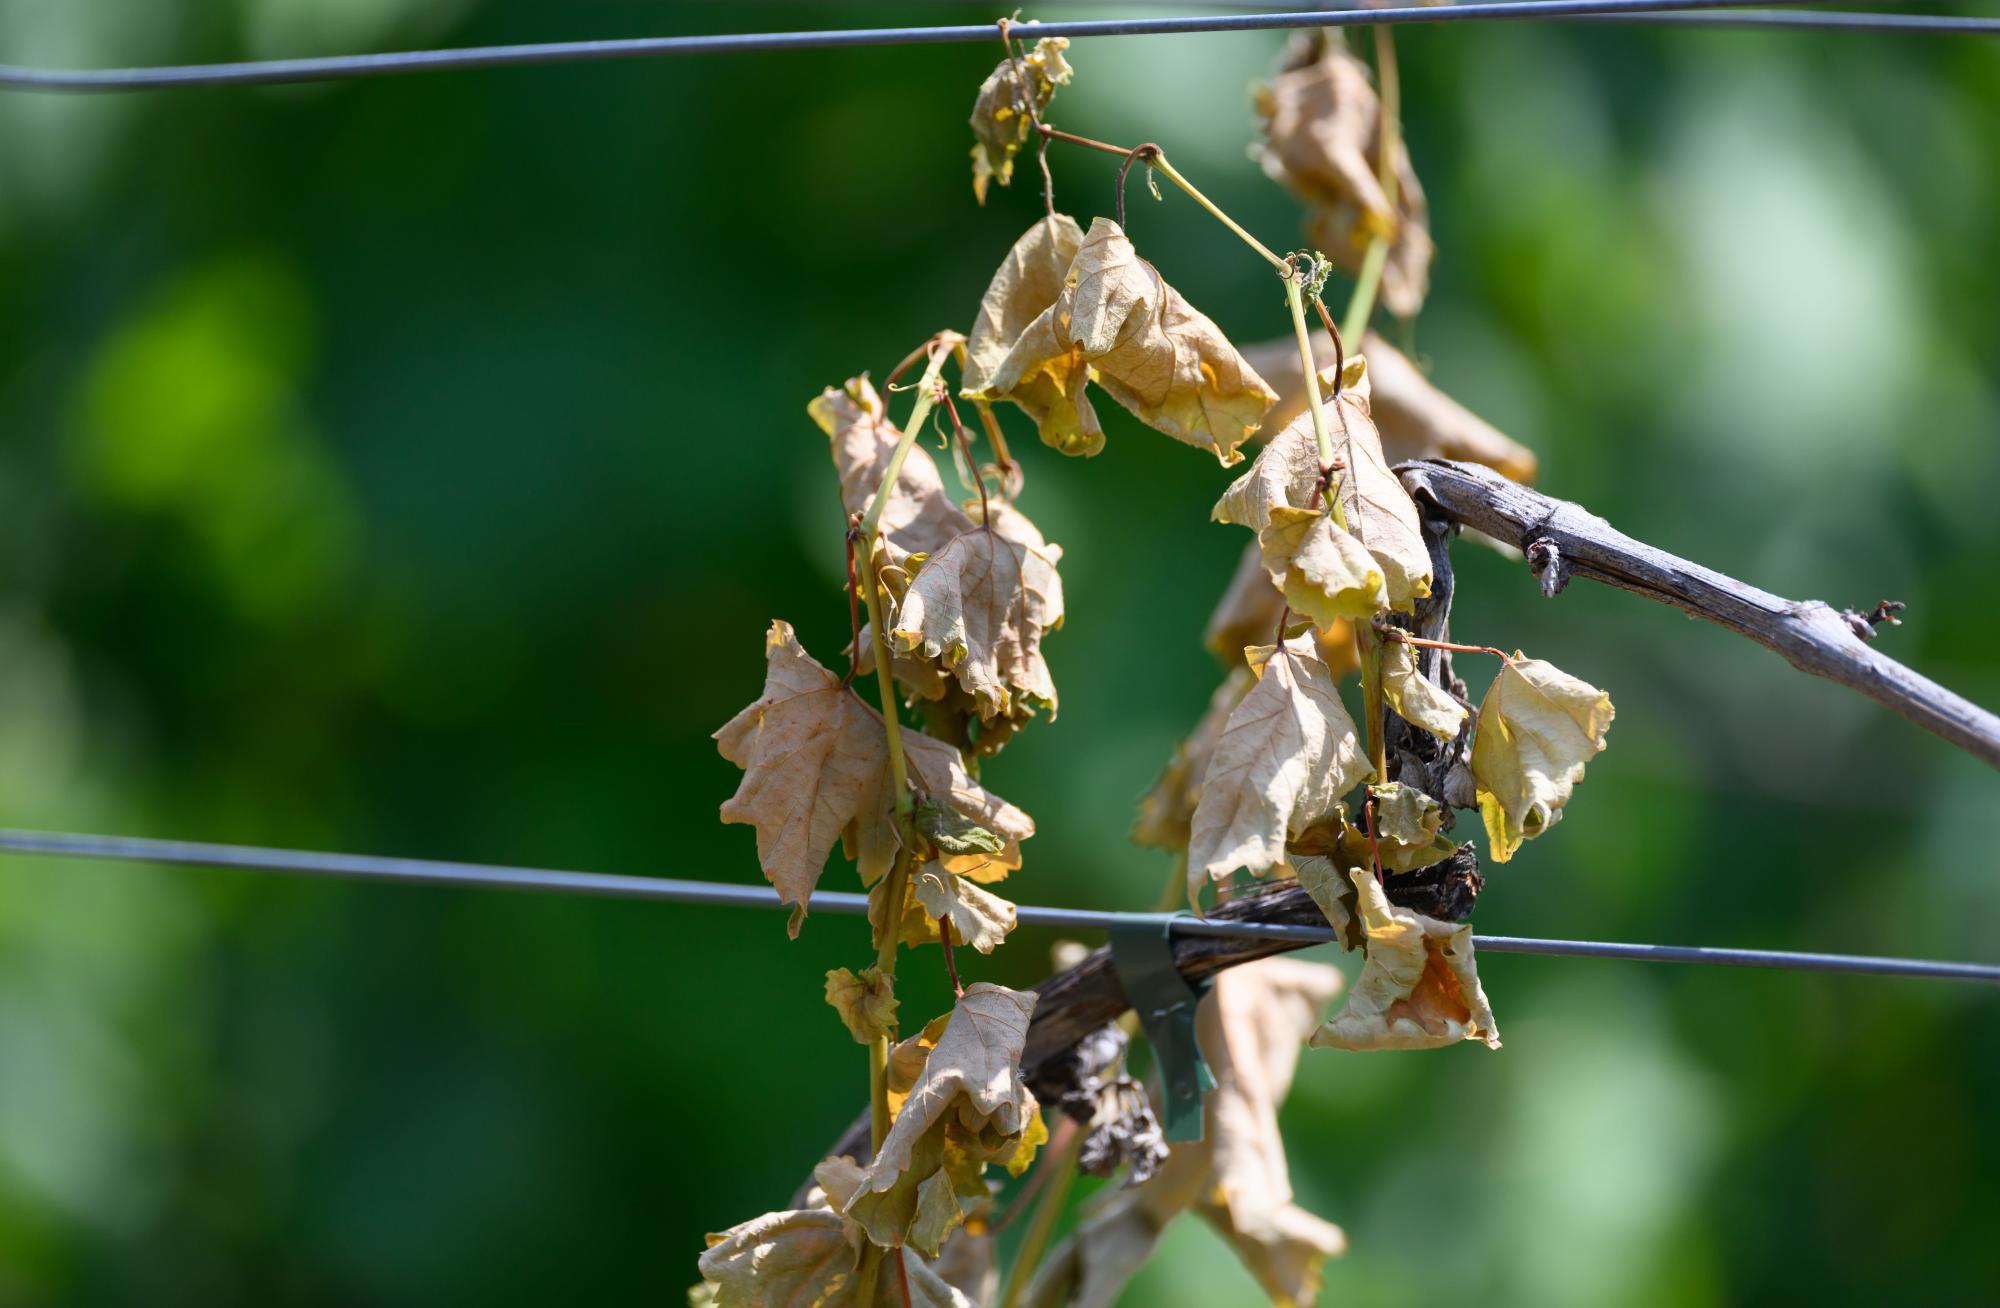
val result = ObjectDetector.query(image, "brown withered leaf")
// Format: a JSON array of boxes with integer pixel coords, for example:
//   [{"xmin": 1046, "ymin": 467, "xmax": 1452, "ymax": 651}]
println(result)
[
  {"xmin": 811, "ymin": 375, "xmax": 974, "ymax": 567},
  {"xmin": 1186, "ymin": 637, "xmax": 1369, "ymax": 900},
  {"xmin": 696, "ymin": 1205, "xmax": 972, "ymax": 1308},
  {"xmin": 1313, "ymin": 865, "xmax": 1500, "ymax": 1051},
  {"xmin": 1471, "ymin": 655, "xmax": 1614, "ymax": 864},
  {"xmin": 1021, "ymin": 958, "xmax": 1347, "ymax": 1308},
  {"xmin": 1133, "ymin": 667, "xmax": 1251, "ymax": 852},
  {"xmin": 848, "ymin": 985, "xmax": 1040, "ymax": 1253},
  {"xmin": 1379, "ymin": 638, "xmax": 1467, "ymax": 742},
  {"xmin": 970, "ymin": 36, "xmax": 1074, "ymax": 204},
  {"xmin": 971, "ymin": 217, "xmax": 1276, "ymax": 464},
  {"xmin": 890, "ymin": 501, "xmax": 1065, "ymax": 724},
  {"xmin": 1255, "ymin": 32, "xmax": 1432, "ymax": 317},
  {"xmin": 716, "ymin": 622, "xmax": 1033, "ymax": 934},
  {"xmin": 962, "ymin": 215, "xmax": 1101, "ymax": 452},
  {"xmin": 825, "ymin": 965, "xmax": 898, "ymax": 1045},
  {"xmin": 1239, "ymin": 330, "xmax": 1538, "ymax": 482}
]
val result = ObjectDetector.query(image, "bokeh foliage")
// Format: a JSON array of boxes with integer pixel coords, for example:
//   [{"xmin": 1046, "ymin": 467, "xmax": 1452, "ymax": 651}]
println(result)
[{"xmin": 0, "ymin": 2, "xmax": 1997, "ymax": 1304}]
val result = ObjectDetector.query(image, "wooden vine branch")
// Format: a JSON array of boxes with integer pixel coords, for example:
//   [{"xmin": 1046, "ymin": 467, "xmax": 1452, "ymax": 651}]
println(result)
[{"xmin": 1399, "ymin": 459, "xmax": 2000, "ymax": 770}]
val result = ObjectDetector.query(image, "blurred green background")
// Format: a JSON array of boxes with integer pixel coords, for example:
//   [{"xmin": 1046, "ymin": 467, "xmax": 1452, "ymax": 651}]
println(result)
[{"xmin": 1, "ymin": 1, "xmax": 1997, "ymax": 1303}]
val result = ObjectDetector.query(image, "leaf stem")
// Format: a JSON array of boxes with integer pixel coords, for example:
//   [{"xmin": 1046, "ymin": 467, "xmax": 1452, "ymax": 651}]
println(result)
[
  {"xmin": 996, "ymin": 1121, "xmax": 1085, "ymax": 1308},
  {"xmin": 1376, "ymin": 626, "xmax": 1510, "ymax": 663},
  {"xmin": 1339, "ymin": 236, "xmax": 1388, "ymax": 347},
  {"xmin": 1151, "ymin": 153, "xmax": 1289, "ymax": 273},
  {"xmin": 1284, "ymin": 275, "xmax": 1347, "ymax": 531},
  {"xmin": 1358, "ymin": 629, "xmax": 1389, "ymax": 786}
]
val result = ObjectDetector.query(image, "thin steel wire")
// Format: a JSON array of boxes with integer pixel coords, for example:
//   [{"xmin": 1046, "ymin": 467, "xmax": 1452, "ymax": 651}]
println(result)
[
  {"xmin": 795, "ymin": 0, "xmax": 2000, "ymax": 30},
  {"xmin": 0, "ymin": 0, "xmax": 1890, "ymax": 93},
  {"xmin": 2, "ymin": 828, "xmax": 1994, "ymax": 984}
]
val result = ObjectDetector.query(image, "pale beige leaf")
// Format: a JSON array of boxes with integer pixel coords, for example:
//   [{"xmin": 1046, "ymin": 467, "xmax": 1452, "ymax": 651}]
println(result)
[
  {"xmin": 1294, "ymin": 853, "xmax": 1358, "ymax": 948},
  {"xmin": 890, "ymin": 502, "xmax": 1066, "ymax": 723},
  {"xmin": 911, "ymin": 866, "xmax": 1017, "ymax": 954},
  {"xmin": 1379, "ymin": 639, "xmax": 1467, "ymax": 742},
  {"xmin": 810, "ymin": 375, "xmax": 973, "ymax": 567},
  {"xmin": 1313, "ymin": 866, "xmax": 1500, "ymax": 1051},
  {"xmin": 1239, "ymin": 330, "xmax": 1537, "ymax": 481},
  {"xmin": 717, "ymin": 622, "xmax": 1033, "ymax": 931},
  {"xmin": 1256, "ymin": 31, "xmax": 1432, "ymax": 316},
  {"xmin": 962, "ymin": 215, "xmax": 1101, "ymax": 451},
  {"xmin": 1187, "ymin": 638, "xmax": 1370, "ymax": 898},
  {"xmin": 1133, "ymin": 667, "xmax": 1251, "ymax": 851},
  {"xmin": 1021, "ymin": 957, "xmax": 1346, "ymax": 1308},
  {"xmin": 970, "ymin": 36, "xmax": 1073, "ymax": 204},
  {"xmin": 975, "ymin": 217, "xmax": 1276, "ymax": 464},
  {"xmin": 1471, "ymin": 655, "xmax": 1614, "ymax": 863},
  {"xmin": 1328, "ymin": 364, "xmax": 1432, "ymax": 612},
  {"xmin": 848, "ymin": 985, "xmax": 1039, "ymax": 1246},
  {"xmin": 825, "ymin": 965, "xmax": 898, "ymax": 1045},
  {"xmin": 697, "ymin": 1206, "xmax": 973, "ymax": 1308}
]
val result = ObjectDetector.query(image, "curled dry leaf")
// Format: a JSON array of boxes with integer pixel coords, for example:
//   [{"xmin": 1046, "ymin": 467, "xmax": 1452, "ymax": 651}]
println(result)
[
  {"xmin": 891, "ymin": 501, "xmax": 1066, "ymax": 725},
  {"xmin": 1239, "ymin": 330, "xmax": 1538, "ymax": 482},
  {"xmin": 1470, "ymin": 655, "xmax": 1615, "ymax": 863},
  {"xmin": 970, "ymin": 36, "xmax": 1074, "ymax": 204},
  {"xmin": 962, "ymin": 215, "xmax": 1100, "ymax": 453},
  {"xmin": 967, "ymin": 217, "xmax": 1276, "ymax": 464},
  {"xmin": 810, "ymin": 375, "xmax": 973, "ymax": 568},
  {"xmin": 1379, "ymin": 638, "xmax": 1467, "ymax": 742},
  {"xmin": 1313, "ymin": 866, "xmax": 1500, "ymax": 1052},
  {"xmin": 911, "ymin": 865, "xmax": 1018, "ymax": 954},
  {"xmin": 1022, "ymin": 958, "xmax": 1347, "ymax": 1308},
  {"xmin": 1186, "ymin": 638, "xmax": 1370, "ymax": 900},
  {"xmin": 1361, "ymin": 781, "xmax": 1458, "ymax": 874},
  {"xmin": 1214, "ymin": 355, "xmax": 1430, "ymax": 623},
  {"xmin": 825, "ymin": 965, "xmax": 899, "ymax": 1045},
  {"xmin": 1255, "ymin": 32, "xmax": 1432, "ymax": 317},
  {"xmin": 715, "ymin": 622, "xmax": 1033, "ymax": 934},
  {"xmin": 696, "ymin": 1205, "xmax": 973, "ymax": 1308},
  {"xmin": 847, "ymin": 984, "xmax": 1041, "ymax": 1253}
]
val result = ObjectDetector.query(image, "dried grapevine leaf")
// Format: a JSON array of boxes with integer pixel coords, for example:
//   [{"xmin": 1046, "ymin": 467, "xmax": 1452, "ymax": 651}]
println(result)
[
  {"xmin": 1379, "ymin": 638, "xmax": 1467, "ymax": 742},
  {"xmin": 970, "ymin": 36, "xmax": 1074, "ymax": 204},
  {"xmin": 1186, "ymin": 637, "xmax": 1369, "ymax": 899},
  {"xmin": 1313, "ymin": 865, "xmax": 1499, "ymax": 1051},
  {"xmin": 715, "ymin": 622, "xmax": 1033, "ymax": 933},
  {"xmin": 847, "ymin": 985, "xmax": 1040, "ymax": 1251},
  {"xmin": 890, "ymin": 501, "xmax": 1065, "ymax": 725},
  {"xmin": 962, "ymin": 214, "xmax": 1100, "ymax": 451},
  {"xmin": 810, "ymin": 375, "xmax": 973, "ymax": 568},
  {"xmin": 1470, "ymin": 655, "xmax": 1615, "ymax": 863},
  {"xmin": 970, "ymin": 217, "xmax": 1277, "ymax": 464},
  {"xmin": 1326, "ymin": 359, "xmax": 1432, "ymax": 611},
  {"xmin": 1360, "ymin": 781, "xmax": 1457, "ymax": 874},
  {"xmin": 1021, "ymin": 958, "xmax": 1347, "ymax": 1308},
  {"xmin": 825, "ymin": 965, "xmax": 898, "ymax": 1045},
  {"xmin": 911, "ymin": 865, "xmax": 1018, "ymax": 954},
  {"xmin": 1255, "ymin": 32, "xmax": 1433, "ymax": 317},
  {"xmin": 1239, "ymin": 330, "xmax": 1538, "ymax": 481},
  {"xmin": 696, "ymin": 1206, "xmax": 972, "ymax": 1308}
]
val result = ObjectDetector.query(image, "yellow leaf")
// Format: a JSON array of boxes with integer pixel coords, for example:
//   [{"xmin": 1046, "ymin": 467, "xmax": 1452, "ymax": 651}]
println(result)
[
  {"xmin": 1379, "ymin": 639, "xmax": 1467, "ymax": 742},
  {"xmin": 825, "ymin": 965, "xmax": 898, "ymax": 1045},
  {"xmin": 715, "ymin": 622, "xmax": 1033, "ymax": 932},
  {"xmin": 969, "ymin": 217, "xmax": 1276, "ymax": 464},
  {"xmin": 1186, "ymin": 638, "xmax": 1369, "ymax": 899},
  {"xmin": 1313, "ymin": 866, "xmax": 1499, "ymax": 1051},
  {"xmin": 962, "ymin": 215, "xmax": 1101, "ymax": 451},
  {"xmin": 1255, "ymin": 32, "xmax": 1432, "ymax": 318},
  {"xmin": 1470, "ymin": 655, "xmax": 1614, "ymax": 863},
  {"xmin": 890, "ymin": 501, "xmax": 1065, "ymax": 725},
  {"xmin": 970, "ymin": 36, "xmax": 1074, "ymax": 204}
]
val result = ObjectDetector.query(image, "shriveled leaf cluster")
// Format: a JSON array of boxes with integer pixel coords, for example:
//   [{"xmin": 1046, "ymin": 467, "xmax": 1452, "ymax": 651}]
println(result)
[
  {"xmin": 964, "ymin": 216, "xmax": 1277, "ymax": 463},
  {"xmin": 970, "ymin": 36, "xmax": 1073, "ymax": 204},
  {"xmin": 1255, "ymin": 32, "xmax": 1432, "ymax": 318}
]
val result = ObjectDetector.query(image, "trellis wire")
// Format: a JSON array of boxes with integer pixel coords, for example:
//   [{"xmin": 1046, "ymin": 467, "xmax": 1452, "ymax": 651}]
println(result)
[
  {"xmin": 2, "ymin": 828, "xmax": 1994, "ymax": 984},
  {"xmin": 0, "ymin": 0, "xmax": 1951, "ymax": 94}
]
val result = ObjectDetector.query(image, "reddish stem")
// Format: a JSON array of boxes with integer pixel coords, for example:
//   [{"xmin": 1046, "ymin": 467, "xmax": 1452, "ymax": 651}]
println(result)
[
  {"xmin": 1363, "ymin": 797, "xmax": 1385, "ymax": 883},
  {"xmin": 842, "ymin": 520, "xmax": 864, "ymax": 689},
  {"xmin": 894, "ymin": 1248, "xmax": 914, "ymax": 1308},
  {"xmin": 941, "ymin": 390, "xmax": 990, "ymax": 523},
  {"xmin": 1375, "ymin": 627, "xmax": 1510, "ymax": 662},
  {"xmin": 939, "ymin": 920, "xmax": 965, "ymax": 999}
]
